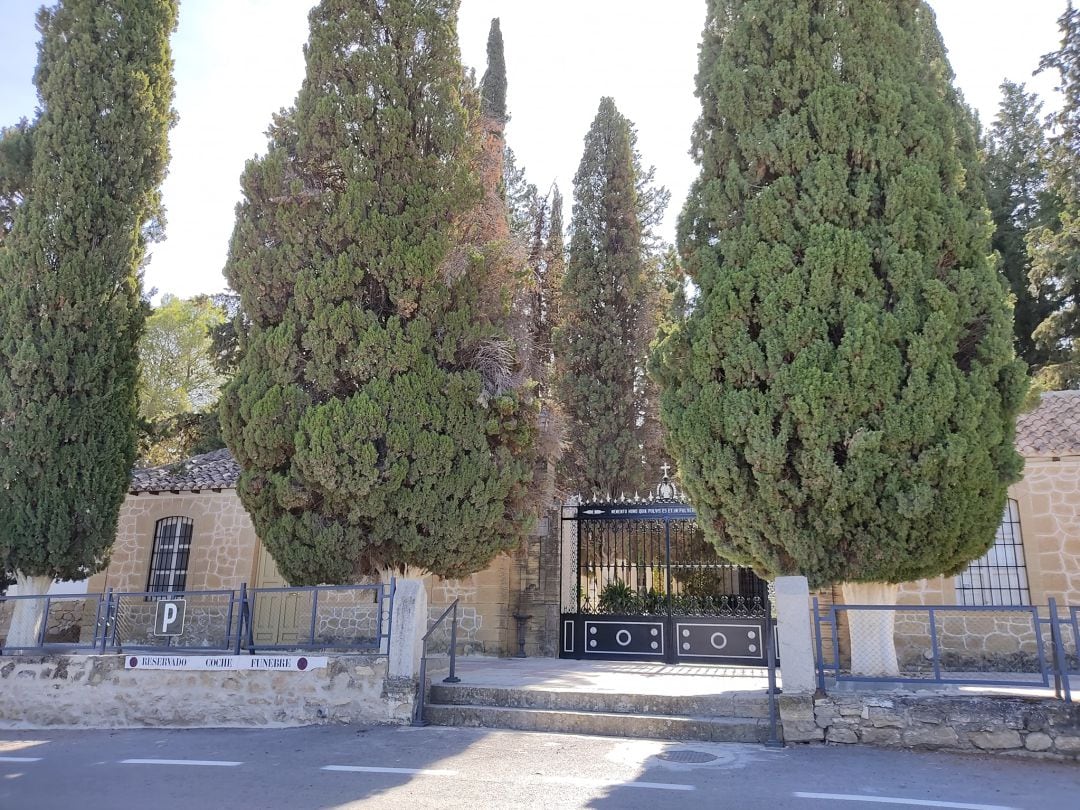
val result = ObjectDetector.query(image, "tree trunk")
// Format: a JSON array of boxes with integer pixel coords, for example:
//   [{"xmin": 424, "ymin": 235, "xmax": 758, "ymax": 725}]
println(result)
[
  {"xmin": 6, "ymin": 573, "xmax": 52, "ymax": 648},
  {"xmin": 841, "ymin": 581, "xmax": 900, "ymax": 677}
]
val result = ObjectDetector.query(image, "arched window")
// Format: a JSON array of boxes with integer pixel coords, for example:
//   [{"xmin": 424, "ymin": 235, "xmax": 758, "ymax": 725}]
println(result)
[
  {"xmin": 956, "ymin": 499, "xmax": 1030, "ymax": 606},
  {"xmin": 147, "ymin": 516, "xmax": 193, "ymax": 595}
]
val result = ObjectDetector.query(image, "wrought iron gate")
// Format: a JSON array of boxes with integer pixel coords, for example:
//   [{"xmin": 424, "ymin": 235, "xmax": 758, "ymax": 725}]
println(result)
[{"xmin": 559, "ymin": 477, "xmax": 771, "ymax": 665}]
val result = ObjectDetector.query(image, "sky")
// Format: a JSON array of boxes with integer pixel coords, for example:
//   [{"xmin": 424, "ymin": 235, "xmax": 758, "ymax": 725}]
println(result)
[{"xmin": 0, "ymin": 0, "xmax": 1069, "ymax": 302}]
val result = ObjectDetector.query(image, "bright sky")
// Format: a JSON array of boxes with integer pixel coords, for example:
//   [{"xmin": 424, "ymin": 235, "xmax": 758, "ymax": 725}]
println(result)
[{"xmin": 0, "ymin": 1, "xmax": 1068, "ymax": 301}]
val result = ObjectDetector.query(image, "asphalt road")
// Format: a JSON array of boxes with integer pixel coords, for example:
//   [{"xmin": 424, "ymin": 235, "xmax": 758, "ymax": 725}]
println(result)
[{"xmin": 0, "ymin": 725, "xmax": 1077, "ymax": 810}]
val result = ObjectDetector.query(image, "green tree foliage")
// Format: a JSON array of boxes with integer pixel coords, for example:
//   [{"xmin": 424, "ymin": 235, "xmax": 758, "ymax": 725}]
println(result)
[
  {"xmin": 1028, "ymin": 2, "xmax": 1080, "ymax": 389},
  {"xmin": 556, "ymin": 98, "xmax": 669, "ymax": 498},
  {"xmin": 0, "ymin": 0, "xmax": 177, "ymax": 585},
  {"xmin": 985, "ymin": 81, "xmax": 1059, "ymax": 372},
  {"xmin": 653, "ymin": 0, "xmax": 1026, "ymax": 587},
  {"xmin": 137, "ymin": 294, "xmax": 229, "ymax": 466},
  {"xmin": 139, "ymin": 295, "xmax": 226, "ymax": 423},
  {"xmin": 480, "ymin": 17, "xmax": 507, "ymax": 123},
  {"xmin": 0, "ymin": 119, "xmax": 33, "ymax": 247},
  {"xmin": 221, "ymin": 0, "xmax": 535, "ymax": 584},
  {"xmin": 503, "ymin": 147, "xmax": 538, "ymax": 238}
]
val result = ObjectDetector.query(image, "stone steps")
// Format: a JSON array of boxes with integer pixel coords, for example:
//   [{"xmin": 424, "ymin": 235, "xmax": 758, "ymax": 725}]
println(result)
[{"xmin": 423, "ymin": 682, "xmax": 780, "ymax": 743}]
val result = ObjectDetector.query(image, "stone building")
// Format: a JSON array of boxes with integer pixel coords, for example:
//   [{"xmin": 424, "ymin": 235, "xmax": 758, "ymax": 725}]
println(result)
[{"xmin": 82, "ymin": 450, "xmax": 561, "ymax": 657}]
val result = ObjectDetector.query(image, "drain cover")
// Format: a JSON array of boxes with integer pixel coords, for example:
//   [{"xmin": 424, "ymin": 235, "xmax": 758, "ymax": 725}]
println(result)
[{"xmin": 657, "ymin": 750, "xmax": 718, "ymax": 764}]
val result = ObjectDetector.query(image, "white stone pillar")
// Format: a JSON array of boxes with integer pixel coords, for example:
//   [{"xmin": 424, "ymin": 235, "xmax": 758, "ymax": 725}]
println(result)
[
  {"xmin": 559, "ymin": 502, "xmax": 579, "ymax": 614},
  {"xmin": 388, "ymin": 578, "xmax": 428, "ymax": 680},
  {"xmin": 774, "ymin": 576, "xmax": 816, "ymax": 693}
]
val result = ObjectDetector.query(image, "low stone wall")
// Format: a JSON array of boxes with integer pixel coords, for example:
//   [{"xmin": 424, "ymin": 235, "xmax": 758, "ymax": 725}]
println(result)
[
  {"xmin": 0, "ymin": 654, "xmax": 416, "ymax": 729},
  {"xmin": 779, "ymin": 692, "xmax": 1080, "ymax": 761}
]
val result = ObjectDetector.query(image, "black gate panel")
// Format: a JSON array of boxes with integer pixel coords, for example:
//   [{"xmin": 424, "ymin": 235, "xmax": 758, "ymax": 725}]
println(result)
[{"xmin": 560, "ymin": 482, "xmax": 772, "ymax": 666}]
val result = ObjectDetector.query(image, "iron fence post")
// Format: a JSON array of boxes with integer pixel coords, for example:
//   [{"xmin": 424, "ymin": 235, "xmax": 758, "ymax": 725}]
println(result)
[
  {"xmin": 928, "ymin": 607, "xmax": 941, "ymax": 681},
  {"xmin": 235, "ymin": 583, "xmax": 247, "ymax": 655},
  {"xmin": 812, "ymin": 597, "xmax": 827, "ymax": 695},
  {"xmin": 1048, "ymin": 598, "xmax": 1071, "ymax": 703},
  {"xmin": 37, "ymin": 596, "xmax": 52, "ymax": 648},
  {"xmin": 764, "ymin": 596, "xmax": 783, "ymax": 748},
  {"xmin": 444, "ymin": 601, "xmax": 461, "ymax": 684},
  {"xmin": 100, "ymin": 588, "xmax": 113, "ymax": 652}
]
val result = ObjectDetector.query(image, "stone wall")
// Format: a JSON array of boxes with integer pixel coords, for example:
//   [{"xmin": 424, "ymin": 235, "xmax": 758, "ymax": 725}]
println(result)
[
  {"xmin": 88, "ymin": 490, "xmax": 260, "ymax": 594},
  {"xmin": 779, "ymin": 692, "xmax": 1080, "ymax": 761},
  {"xmin": 0, "ymin": 654, "xmax": 415, "ymax": 729}
]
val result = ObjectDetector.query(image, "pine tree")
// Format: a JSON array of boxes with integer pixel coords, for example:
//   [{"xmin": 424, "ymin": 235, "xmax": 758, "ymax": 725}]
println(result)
[
  {"xmin": 1028, "ymin": 2, "xmax": 1080, "ymax": 389},
  {"xmin": 556, "ymin": 98, "xmax": 668, "ymax": 498},
  {"xmin": 985, "ymin": 81, "xmax": 1059, "ymax": 372},
  {"xmin": 654, "ymin": 0, "xmax": 1025, "ymax": 631},
  {"xmin": 0, "ymin": 0, "xmax": 177, "ymax": 642},
  {"xmin": 221, "ymin": 1, "xmax": 535, "ymax": 584}
]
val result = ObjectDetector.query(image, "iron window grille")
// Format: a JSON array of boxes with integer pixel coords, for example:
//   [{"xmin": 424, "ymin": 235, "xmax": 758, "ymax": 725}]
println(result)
[
  {"xmin": 146, "ymin": 516, "xmax": 193, "ymax": 599},
  {"xmin": 955, "ymin": 499, "xmax": 1030, "ymax": 606}
]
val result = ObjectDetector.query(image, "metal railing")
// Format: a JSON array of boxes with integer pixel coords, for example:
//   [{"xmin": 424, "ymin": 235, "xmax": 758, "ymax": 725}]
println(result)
[
  {"xmin": 413, "ymin": 599, "xmax": 461, "ymax": 726},
  {"xmin": 0, "ymin": 581, "xmax": 394, "ymax": 656},
  {"xmin": 812, "ymin": 597, "xmax": 1076, "ymax": 702}
]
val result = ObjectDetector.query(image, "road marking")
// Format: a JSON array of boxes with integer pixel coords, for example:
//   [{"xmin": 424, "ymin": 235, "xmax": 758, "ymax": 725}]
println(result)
[
  {"xmin": 120, "ymin": 759, "xmax": 242, "ymax": 767},
  {"xmin": 545, "ymin": 775, "xmax": 695, "ymax": 792},
  {"xmin": 793, "ymin": 792, "xmax": 1020, "ymax": 810},
  {"xmin": 0, "ymin": 757, "xmax": 42, "ymax": 763},
  {"xmin": 322, "ymin": 765, "xmax": 459, "ymax": 777}
]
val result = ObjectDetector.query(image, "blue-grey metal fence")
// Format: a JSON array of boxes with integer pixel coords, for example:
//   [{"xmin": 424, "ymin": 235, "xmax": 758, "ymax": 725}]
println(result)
[
  {"xmin": 1, "ymin": 581, "xmax": 394, "ymax": 656},
  {"xmin": 812, "ymin": 598, "xmax": 1074, "ymax": 702}
]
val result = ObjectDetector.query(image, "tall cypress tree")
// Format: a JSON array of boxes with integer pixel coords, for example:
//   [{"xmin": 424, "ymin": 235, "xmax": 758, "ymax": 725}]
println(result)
[
  {"xmin": 1028, "ymin": 3, "xmax": 1080, "ymax": 389},
  {"xmin": 480, "ymin": 17, "xmax": 507, "ymax": 123},
  {"xmin": 985, "ymin": 81, "xmax": 1058, "ymax": 372},
  {"xmin": 0, "ymin": 0, "xmax": 177, "ymax": 641},
  {"xmin": 654, "ymin": 1, "xmax": 1025, "ymax": 668},
  {"xmin": 556, "ymin": 98, "xmax": 668, "ymax": 498},
  {"xmin": 221, "ymin": 1, "xmax": 535, "ymax": 584}
]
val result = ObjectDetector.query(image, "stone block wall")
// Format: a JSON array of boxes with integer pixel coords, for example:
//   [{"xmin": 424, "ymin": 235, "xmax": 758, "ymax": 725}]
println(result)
[
  {"xmin": 0, "ymin": 654, "xmax": 415, "ymax": 729},
  {"xmin": 87, "ymin": 490, "xmax": 260, "ymax": 595},
  {"xmin": 780, "ymin": 692, "xmax": 1080, "ymax": 762}
]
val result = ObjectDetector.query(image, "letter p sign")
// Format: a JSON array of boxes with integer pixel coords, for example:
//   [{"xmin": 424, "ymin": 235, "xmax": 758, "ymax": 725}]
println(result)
[{"xmin": 154, "ymin": 599, "xmax": 187, "ymax": 637}]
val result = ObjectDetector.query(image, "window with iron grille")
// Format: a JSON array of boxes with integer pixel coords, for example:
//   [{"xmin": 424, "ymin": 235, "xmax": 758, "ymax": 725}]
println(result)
[
  {"xmin": 146, "ymin": 516, "xmax": 193, "ymax": 596},
  {"xmin": 955, "ymin": 499, "xmax": 1030, "ymax": 606}
]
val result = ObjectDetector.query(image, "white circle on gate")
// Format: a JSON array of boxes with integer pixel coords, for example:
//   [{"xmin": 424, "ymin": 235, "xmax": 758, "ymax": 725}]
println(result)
[
  {"xmin": 710, "ymin": 632, "xmax": 728, "ymax": 650},
  {"xmin": 615, "ymin": 629, "xmax": 632, "ymax": 647},
  {"xmin": 589, "ymin": 626, "xmax": 597, "ymax": 635},
  {"xmin": 682, "ymin": 642, "xmax": 690, "ymax": 651},
  {"xmin": 651, "ymin": 641, "xmax": 659, "ymax": 650},
  {"xmin": 650, "ymin": 628, "xmax": 658, "ymax": 636},
  {"xmin": 682, "ymin": 628, "xmax": 690, "ymax": 638},
  {"xmin": 748, "ymin": 644, "xmax": 757, "ymax": 653},
  {"xmin": 589, "ymin": 640, "xmax": 597, "ymax": 648},
  {"xmin": 747, "ymin": 630, "xmax": 757, "ymax": 640}
]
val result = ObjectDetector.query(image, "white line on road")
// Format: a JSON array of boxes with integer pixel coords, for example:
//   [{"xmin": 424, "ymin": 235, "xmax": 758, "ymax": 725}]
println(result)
[
  {"xmin": 544, "ymin": 775, "xmax": 695, "ymax": 792},
  {"xmin": 322, "ymin": 765, "xmax": 459, "ymax": 776},
  {"xmin": 120, "ymin": 759, "xmax": 242, "ymax": 767},
  {"xmin": 793, "ymin": 792, "xmax": 1020, "ymax": 810},
  {"xmin": 0, "ymin": 757, "xmax": 42, "ymax": 763}
]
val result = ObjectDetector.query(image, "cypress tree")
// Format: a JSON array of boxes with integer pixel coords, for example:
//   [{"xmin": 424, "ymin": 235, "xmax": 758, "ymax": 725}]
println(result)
[
  {"xmin": 985, "ymin": 81, "xmax": 1058, "ymax": 372},
  {"xmin": 0, "ymin": 0, "xmax": 177, "ymax": 642},
  {"xmin": 480, "ymin": 18, "xmax": 507, "ymax": 123},
  {"xmin": 1028, "ymin": 3, "xmax": 1080, "ymax": 389},
  {"xmin": 654, "ymin": 0, "xmax": 1026, "ymax": 655},
  {"xmin": 556, "ymin": 98, "xmax": 668, "ymax": 498},
  {"xmin": 221, "ymin": 1, "xmax": 535, "ymax": 584}
]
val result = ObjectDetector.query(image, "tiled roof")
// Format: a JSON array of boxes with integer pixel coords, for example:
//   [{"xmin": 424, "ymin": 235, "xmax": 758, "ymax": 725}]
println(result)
[
  {"xmin": 130, "ymin": 448, "xmax": 240, "ymax": 494},
  {"xmin": 1015, "ymin": 390, "xmax": 1080, "ymax": 457}
]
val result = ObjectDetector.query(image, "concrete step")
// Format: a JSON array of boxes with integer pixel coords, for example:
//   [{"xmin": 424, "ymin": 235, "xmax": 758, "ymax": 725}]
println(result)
[
  {"xmin": 423, "ymin": 702, "xmax": 777, "ymax": 743},
  {"xmin": 428, "ymin": 683, "xmax": 772, "ymax": 719}
]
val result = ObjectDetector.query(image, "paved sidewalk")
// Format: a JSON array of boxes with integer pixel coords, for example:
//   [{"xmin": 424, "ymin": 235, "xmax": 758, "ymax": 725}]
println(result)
[{"xmin": 445, "ymin": 657, "xmax": 776, "ymax": 695}]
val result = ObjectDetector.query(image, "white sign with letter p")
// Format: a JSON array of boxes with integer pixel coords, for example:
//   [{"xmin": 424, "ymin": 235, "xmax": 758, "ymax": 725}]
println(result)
[{"xmin": 154, "ymin": 598, "xmax": 187, "ymax": 637}]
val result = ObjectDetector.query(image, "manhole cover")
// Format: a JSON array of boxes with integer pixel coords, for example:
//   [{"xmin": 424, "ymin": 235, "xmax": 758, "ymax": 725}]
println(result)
[{"xmin": 657, "ymin": 750, "xmax": 718, "ymax": 764}]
